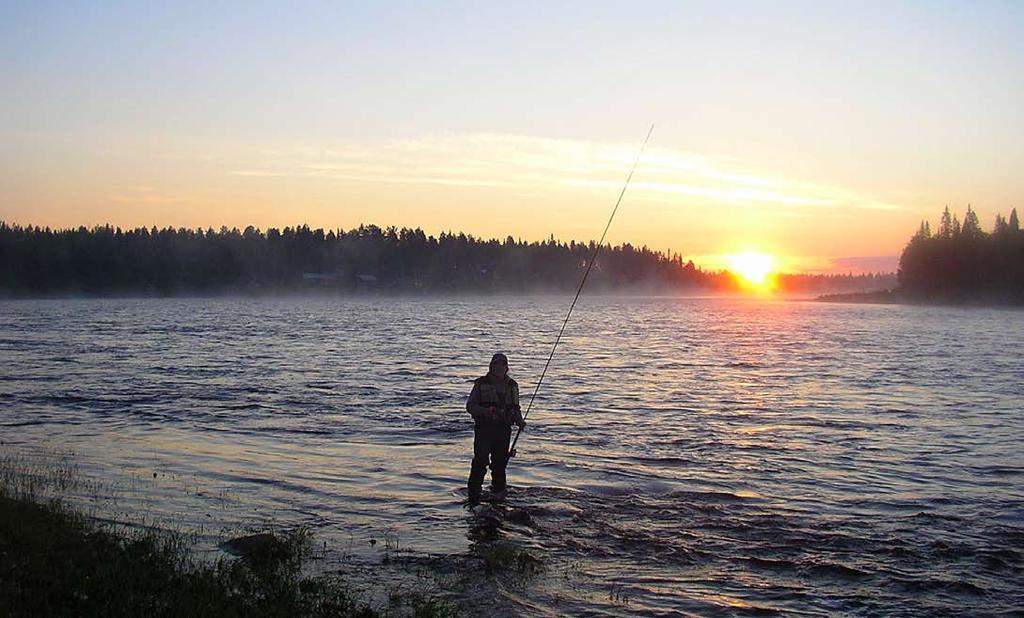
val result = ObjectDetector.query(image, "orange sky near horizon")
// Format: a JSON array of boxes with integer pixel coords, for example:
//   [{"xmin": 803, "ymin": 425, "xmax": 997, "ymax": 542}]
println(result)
[{"xmin": 2, "ymin": 131, "xmax": 1006, "ymax": 274}]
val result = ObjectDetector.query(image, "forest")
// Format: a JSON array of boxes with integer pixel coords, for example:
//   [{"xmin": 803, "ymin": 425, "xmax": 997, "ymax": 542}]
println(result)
[
  {"xmin": 0, "ymin": 222, "xmax": 891, "ymax": 297},
  {"xmin": 898, "ymin": 207, "xmax": 1023, "ymax": 302}
]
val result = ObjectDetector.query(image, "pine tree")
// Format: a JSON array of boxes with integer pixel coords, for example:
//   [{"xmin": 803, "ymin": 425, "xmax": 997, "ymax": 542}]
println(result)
[
  {"xmin": 913, "ymin": 220, "xmax": 932, "ymax": 241},
  {"xmin": 994, "ymin": 214, "xmax": 1008, "ymax": 235},
  {"xmin": 961, "ymin": 205, "xmax": 983, "ymax": 239},
  {"xmin": 1009, "ymin": 208, "xmax": 1020, "ymax": 233},
  {"xmin": 939, "ymin": 206, "xmax": 954, "ymax": 238}
]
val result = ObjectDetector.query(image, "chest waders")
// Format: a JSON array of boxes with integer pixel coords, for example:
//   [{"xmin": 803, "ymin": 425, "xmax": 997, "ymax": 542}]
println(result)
[
  {"xmin": 509, "ymin": 124, "xmax": 654, "ymax": 459},
  {"xmin": 468, "ymin": 376, "xmax": 516, "ymax": 498}
]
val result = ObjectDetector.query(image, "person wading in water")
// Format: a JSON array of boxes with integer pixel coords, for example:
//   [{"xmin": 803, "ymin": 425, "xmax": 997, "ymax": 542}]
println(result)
[{"xmin": 466, "ymin": 353, "xmax": 526, "ymax": 504}]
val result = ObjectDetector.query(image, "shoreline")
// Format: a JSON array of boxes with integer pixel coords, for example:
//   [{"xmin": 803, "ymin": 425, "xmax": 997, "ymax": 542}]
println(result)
[
  {"xmin": 0, "ymin": 491, "xmax": 458, "ymax": 617},
  {"xmin": 815, "ymin": 289, "xmax": 1024, "ymax": 307},
  {"xmin": 0, "ymin": 449, "xmax": 550, "ymax": 618}
]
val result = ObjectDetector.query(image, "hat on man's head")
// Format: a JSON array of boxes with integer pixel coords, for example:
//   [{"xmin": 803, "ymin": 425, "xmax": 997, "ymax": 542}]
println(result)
[{"xmin": 490, "ymin": 353, "xmax": 509, "ymax": 368}]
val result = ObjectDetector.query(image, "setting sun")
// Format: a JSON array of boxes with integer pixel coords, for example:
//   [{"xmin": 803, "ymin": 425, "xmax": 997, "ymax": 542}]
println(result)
[{"xmin": 725, "ymin": 252, "xmax": 777, "ymax": 289}]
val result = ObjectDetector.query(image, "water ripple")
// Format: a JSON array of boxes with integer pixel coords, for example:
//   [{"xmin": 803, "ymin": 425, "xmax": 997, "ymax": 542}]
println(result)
[{"xmin": 1, "ymin": 296, "xmax": 1022, "ymax": 616}]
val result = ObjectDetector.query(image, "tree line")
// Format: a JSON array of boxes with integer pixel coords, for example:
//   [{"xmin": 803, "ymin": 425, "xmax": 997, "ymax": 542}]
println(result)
[
  {"xmin": 0, "ymin": 222, "xmax": 889, "ymax": 296},
  {"xmin": 899, "ymin": 206, "xmax": 1023, "ymax": 302}
]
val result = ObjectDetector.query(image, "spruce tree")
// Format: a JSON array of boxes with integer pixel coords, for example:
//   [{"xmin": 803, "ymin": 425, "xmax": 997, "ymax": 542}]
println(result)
[
  {"xmin": 913, "ymin": 220, "xmax": 931, "ymax": 241},
  {"xmin": 961, "ymin": 205, "xmax": 983, "ymax": 239},
  {"xmin": 939, "ymin": 206, "xmax": 954, "ymax": 238},
  {"xmin": 994, "ymin": 214, "xmax": 1007, "ymax": 235}
]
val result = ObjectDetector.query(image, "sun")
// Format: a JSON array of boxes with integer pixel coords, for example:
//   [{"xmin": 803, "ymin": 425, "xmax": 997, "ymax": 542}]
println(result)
[{"xmin": 725, "ymin": 251, "xmax": 777, "ymax": 290}]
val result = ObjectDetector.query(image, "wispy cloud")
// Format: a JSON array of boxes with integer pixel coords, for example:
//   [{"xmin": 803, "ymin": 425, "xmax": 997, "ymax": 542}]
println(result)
[
  {"xmin": 109, "ymin": 185, "xmax": 191, "ymax": 206},
  {"xmin": 225, "ymin": 133, "xmax": 905, "ymax": 213}
]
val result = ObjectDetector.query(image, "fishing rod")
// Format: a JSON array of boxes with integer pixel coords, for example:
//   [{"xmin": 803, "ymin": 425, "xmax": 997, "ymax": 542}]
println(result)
[{"xmin": 509, "ymin": 124, "xmax": 654, "ymax": 459}]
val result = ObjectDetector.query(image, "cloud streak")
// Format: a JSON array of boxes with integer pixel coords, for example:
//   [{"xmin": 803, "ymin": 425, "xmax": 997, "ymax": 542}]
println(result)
[{"xmin": 225, "ymin": 133, "xmax": 905, "ymax": 213}]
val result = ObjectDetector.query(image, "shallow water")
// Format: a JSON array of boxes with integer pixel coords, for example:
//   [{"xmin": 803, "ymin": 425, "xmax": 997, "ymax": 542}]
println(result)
[{"xmin": 1, "ymin": 296, "xmax": 1022, "ymax": 616}]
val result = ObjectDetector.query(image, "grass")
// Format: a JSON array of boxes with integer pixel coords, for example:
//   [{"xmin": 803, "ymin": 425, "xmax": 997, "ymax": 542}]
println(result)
[
  {"xmin": 0, "ymin": 493, "xmax": 383, "ymax": 617},
  {"xmin": 0, "ymin": 452, "xmax": 458, "ymax": 618}
]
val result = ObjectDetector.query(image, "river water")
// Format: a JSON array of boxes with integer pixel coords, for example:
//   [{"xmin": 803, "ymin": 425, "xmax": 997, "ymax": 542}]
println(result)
[{"xmin": 1, "ymin": 296, "xmax": 1022, "ymax": 616}]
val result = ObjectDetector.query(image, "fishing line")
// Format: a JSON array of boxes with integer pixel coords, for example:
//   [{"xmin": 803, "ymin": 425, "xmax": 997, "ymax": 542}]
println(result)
[{"xmin": 509, "ymin": 124, "xmax": 654, "ymax": 458}]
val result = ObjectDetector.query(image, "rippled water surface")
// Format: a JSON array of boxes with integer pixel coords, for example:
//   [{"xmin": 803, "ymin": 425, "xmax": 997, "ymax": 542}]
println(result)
[{"xmin": 1, "ymin": 296, "xmax": 1022, "ymax": 616}]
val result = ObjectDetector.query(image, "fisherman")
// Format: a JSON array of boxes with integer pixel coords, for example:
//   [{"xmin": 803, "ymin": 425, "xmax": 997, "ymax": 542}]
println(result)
[{"xmin": 466, "ymin": 353, "xmax": 526, "ymax": 504}]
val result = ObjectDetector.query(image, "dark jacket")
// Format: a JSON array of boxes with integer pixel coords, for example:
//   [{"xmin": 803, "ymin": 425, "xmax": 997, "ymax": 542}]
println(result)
[{"xmin": 466, "ymin": 374, "xmax": 524, "ymax": 426}]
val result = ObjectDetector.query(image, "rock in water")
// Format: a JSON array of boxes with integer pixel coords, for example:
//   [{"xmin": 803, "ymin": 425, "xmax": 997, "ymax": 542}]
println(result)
[
  {"xmin": 220, "ymin": 532, "xmax": 287, "ymax": 561},
  {"xmin": 505, "ymin": 507, "xmax": 533, "ymax": 526},
  {"xmin": 468, "ymin": 504, "xmax": 503, "ymax": 540}
]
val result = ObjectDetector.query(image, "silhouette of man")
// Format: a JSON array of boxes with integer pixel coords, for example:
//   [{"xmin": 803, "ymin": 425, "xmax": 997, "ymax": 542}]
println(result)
[{"xmin": 466, "ymin": 353, "xmax": 526, "ymax": 504}]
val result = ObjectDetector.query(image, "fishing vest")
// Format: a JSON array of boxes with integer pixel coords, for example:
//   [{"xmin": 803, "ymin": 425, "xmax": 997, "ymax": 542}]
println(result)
[{"xmin": 477, "ymin": 376, "xmax": 518, "ymax": 409}]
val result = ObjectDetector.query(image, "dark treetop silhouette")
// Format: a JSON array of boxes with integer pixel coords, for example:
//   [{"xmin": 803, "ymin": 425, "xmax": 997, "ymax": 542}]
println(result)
[
  {"xmin": 0, "ymin": 222, "xmax": 891, "ymax": 297},
  {"xmin": 898, "ymin": 206, "xmax": 1023, "ymax": 303}
]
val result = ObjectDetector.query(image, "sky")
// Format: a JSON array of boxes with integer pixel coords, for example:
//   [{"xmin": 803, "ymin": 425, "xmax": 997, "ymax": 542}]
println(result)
[{"xmin": 2, "ymin": 0, "xmax": 1022, "ymax": 272}]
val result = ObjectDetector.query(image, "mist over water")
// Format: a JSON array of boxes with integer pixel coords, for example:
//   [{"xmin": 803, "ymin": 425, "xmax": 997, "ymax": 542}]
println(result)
[{"xmin": 1, "ymin": 296, "xmax": 1022, "ymax": 616}]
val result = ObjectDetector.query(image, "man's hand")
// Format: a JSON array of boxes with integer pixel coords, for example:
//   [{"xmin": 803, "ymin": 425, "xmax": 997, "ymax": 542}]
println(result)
[{"xmin": 516, "ymin": 419, "xmax": 527, "ymax": 430}]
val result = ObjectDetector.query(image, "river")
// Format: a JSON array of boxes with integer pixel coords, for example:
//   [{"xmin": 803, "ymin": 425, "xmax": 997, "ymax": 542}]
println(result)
[{"xmin": 1, "ymin": 296, "xmax": 1021, "ymax": 616}]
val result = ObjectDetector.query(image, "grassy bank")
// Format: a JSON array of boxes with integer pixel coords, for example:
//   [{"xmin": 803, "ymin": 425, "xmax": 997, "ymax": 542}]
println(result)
[
  {"xmin": 0, "ymin": 493, "xmax": 459, "ymax": 617},
  {"xmin": 0, "ymin": 455, "xmax": 455, "ymax": 618}
]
